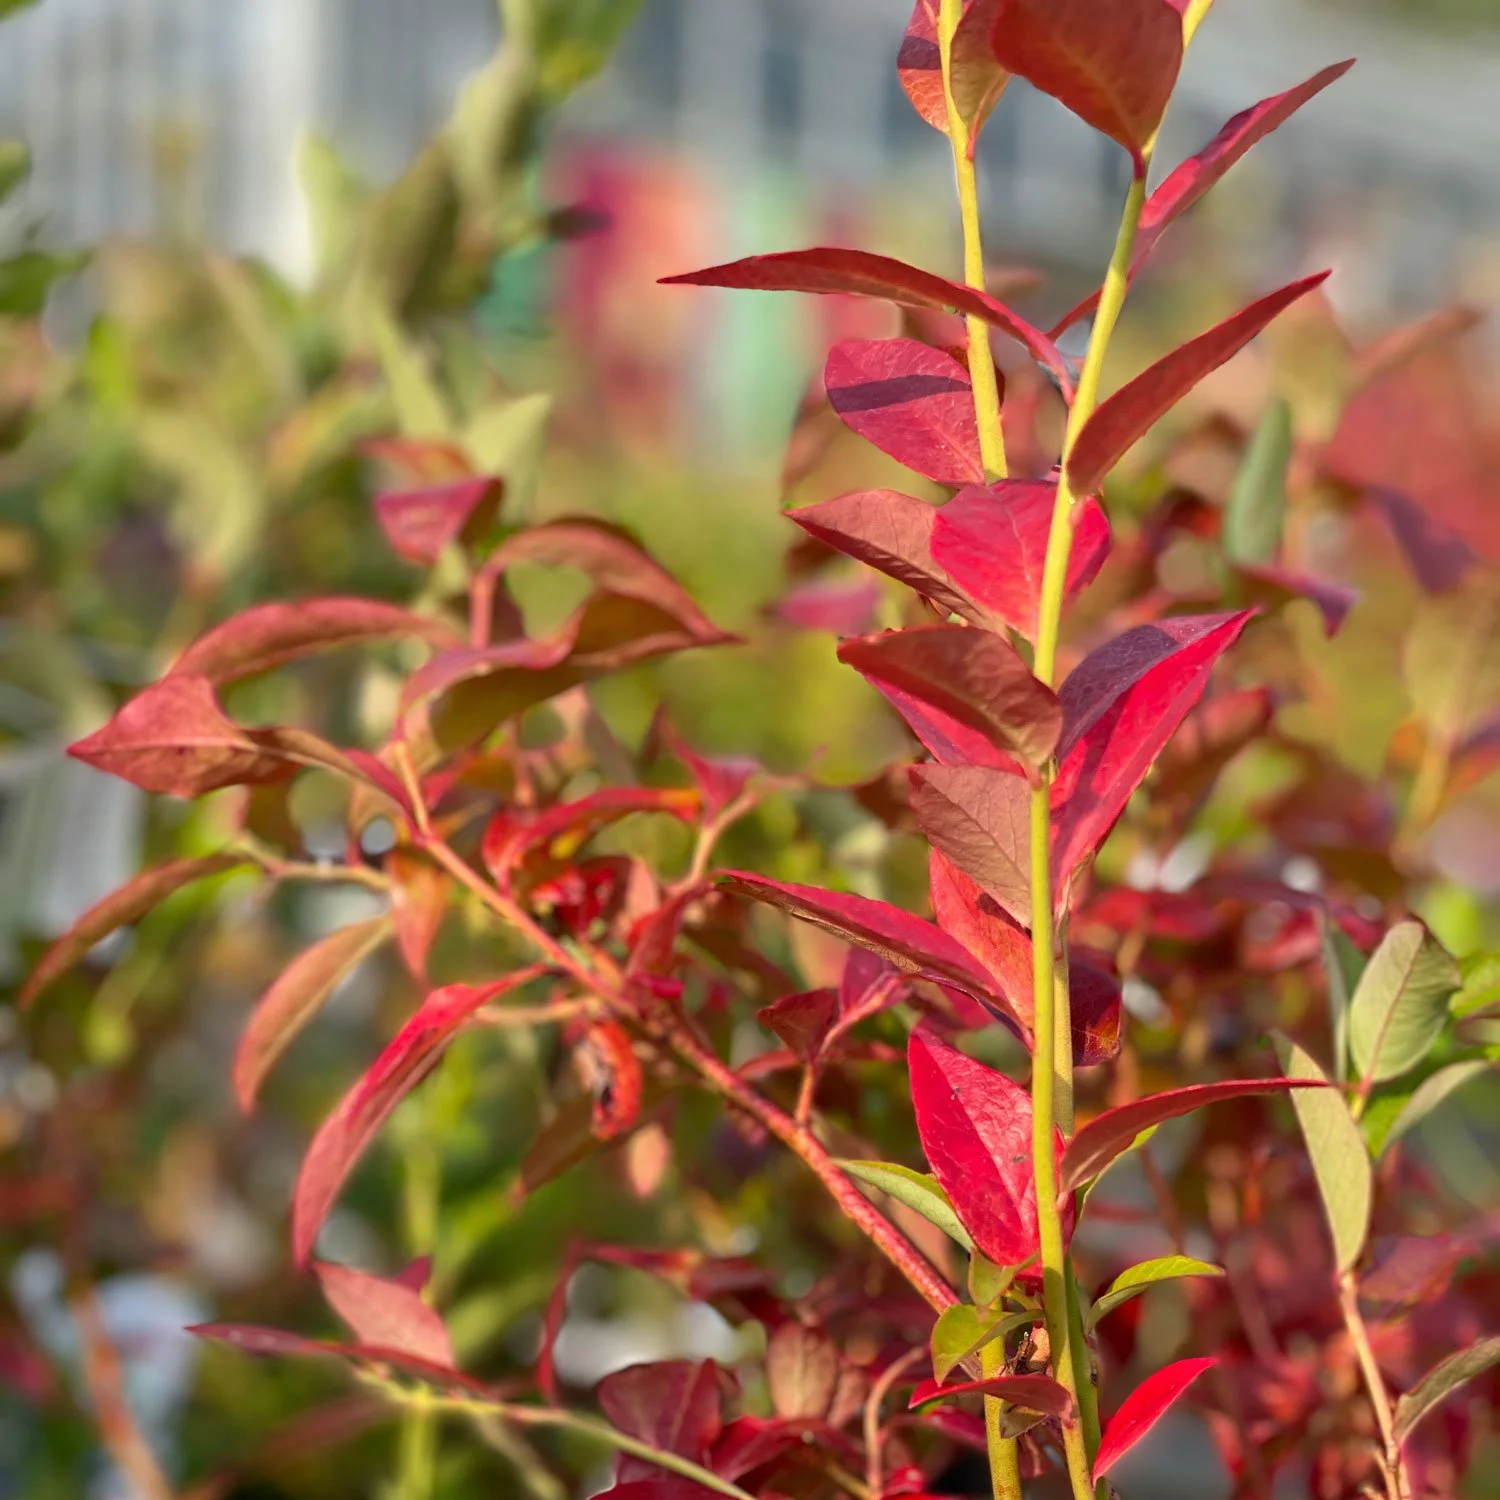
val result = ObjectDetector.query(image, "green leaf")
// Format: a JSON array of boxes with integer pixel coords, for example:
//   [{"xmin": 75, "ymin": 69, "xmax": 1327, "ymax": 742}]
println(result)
[
  {"xmin": 0, "ymin": 139, "xmax": 29, "ymax": 204},
  {"xmin": 1321, "ymin": 914, "xmax": 1363, "ymax": 1083},
  {"xmin": 930, "ymin": 1303, "xmax": 1034, "ymax": 1384},
  {"xmin": 1380, "ymin": 1059, "xmax": 1492, "ymax": 1156},
  {"xmin": 1348, "ymin": 922, "xmax": 1460, "ymax": 1086},
  {"xmin": 1084, "ymin": 1256, "xmax": 1224, "ymax": 1333},
  {"xmin": 0, "ymin": 0, "xmax": 38, "ymax": 17},
  {"xmin": 534, "ymin": 0, "xmax": 646, "ymax": 102},
  {"xmin": 0, "ymin": 249, "xmax": 87, "ymax": 316},
  {"xmin": 967, "ymin": 1253, "xmax": 1015, "ymax": 1309},
  {"xmin": 1275, "ymin": 1035, "xmax": 1371, "ymax": 1272},
  {"xmin": 465, "ymin": 392, "xmax": 552, "ymax": 515},
  {"xmin": 838, "ymin": 1159, "xmax": 973, "ymax": 1251},
  {"xmin": 1451, "ymin": 952, "xmax": 1500, "ymax": 1021},
  {"xmin": 1223, "ymin": 398, "xmax": 1292, "ymax": 564},
  {"xmin": 297, "ymin": 132, "xmax": 368, "ymax": 280},
  {"xmin": 370, "ymin": 303, "xmax": 453, "ymax": 440},
  {"xmin": 1393, "ymin": 1336, "xmax": 1500, "ymax": 1444}
]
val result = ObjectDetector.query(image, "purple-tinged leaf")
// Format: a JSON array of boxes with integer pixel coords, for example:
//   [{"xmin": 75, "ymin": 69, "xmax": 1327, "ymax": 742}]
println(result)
[
  {"xmin": 899, "ymin": 0, "xmax": 1008, "ymax": 142},
  {"xmin": 20, "ymin": 853, "xmax": 252, "ymax": 1009},
  {"xmin": 774, "ymin": 578, "xmax": 883, "ymax": 636},
  {"xmin": 909, "ymin": 1025, "xmax": 1071, "ymax": 1268},
  {"xmin": 1368, "ymin": 488, "xmax": 1478, "ymax": 595},
  {"xmin": 1093, "ymin": 1357, "xmax": 1216, "ymax": 1480},
  {"xmin": 169, "ymin": 598, "xmax": 460, "ymax": 686},
  {"xmin": 313, "ymin": 1261, "xmax": 454, "ymax": 1368},
  {"xmin": 292, "ymin": 968, "xmax": 546, "ymax": 1264},
  {"xmin": 1051, "ymin": 63, "xmax": 1354, "ymax": 338},
  {"xmin": 840, "ymin": 625, "xmax": 1061, "ymax": 774},
  {"xmin": 757, "ymin": 990, "xmax": 839, "ymax": 1062},
  {"xmin": 988, "ymin": 0, "xmax": 1184, "ymax": 173},
  {"xmin": 910, "ymin": 765, "xmax": 1032, "ymax": 928},
  {"xmin": 234, "ymin": 916, "xmax": 393, "ymax": 1112},
  {"xmin": 597, "ymin": 1360, "xmax": 729, "ymax": 1477},
  {"xmin": 374, "ymin": 476, "xmax": 502, "ymax": 565},
  {"xmin": 908, "ymin": 1372, "xmax": 1070, "ymax": 1415},
  {"xmin": 1236, "ymin": 563, "xmax": 1355, "ymax": 636},
  {"xmin": 825, "ymin": 338, "xmax": 983, "ymax": 486},
  {"xmin": 1059, "ymin": 1079, "xmax": 1327, "ymax": 1194},
  {"xmin": 661, "ymin": 248, "xmax": 1071, "ymax": 392},
  {"xmin": 1067, "ymin": 273, "xmax": 1331, "ymax": 495},
  {"xmin": 930, "ymin": 482, "xmax": 1110, "ymax": 640}
]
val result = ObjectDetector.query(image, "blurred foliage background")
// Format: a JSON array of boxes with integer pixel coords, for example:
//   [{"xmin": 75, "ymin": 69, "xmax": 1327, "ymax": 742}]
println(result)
[{"xmin": 0, "ymin": 0, "xmax": 1497, "ymax": 1497}]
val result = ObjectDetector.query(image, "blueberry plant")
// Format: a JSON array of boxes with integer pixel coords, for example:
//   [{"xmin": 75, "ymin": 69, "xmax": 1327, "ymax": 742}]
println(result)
[{"xmin": 15, "ymin": 2, "xmax": 1500, "ymax": 1498}]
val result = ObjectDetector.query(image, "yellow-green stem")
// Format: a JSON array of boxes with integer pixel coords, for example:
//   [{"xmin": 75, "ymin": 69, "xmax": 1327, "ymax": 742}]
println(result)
[
  {"xmin": 939, "ymin": 0, "xmax": 1007, "ymax": 480},
  {"xmin": 1029, "ymin": 157, "xmax": 1153, "ymax": 1500},
  {"xmin": 981, "ymin": 1339, "xmax": 1024, "ymax": 1500},
  {"xmin": 1066, "ymin": 1266, "xmax": 1103, "ymax": 1461}
]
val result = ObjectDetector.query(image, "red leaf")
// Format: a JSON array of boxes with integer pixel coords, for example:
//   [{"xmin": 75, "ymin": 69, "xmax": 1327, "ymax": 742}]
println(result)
[
  {"xmin": 908, "ymin": 1373, "xmax": 1071, "ymax": 1415},
  {"xmin": 1051, "ymin": 62, "xmax": 1354, "ymax": 337},
  {"xmin": 233, "ymin": 915, "xmax": 392, "ymax": 1112},
  {"xmin": 988, "ymin": 0, "xmax": 1184, "ymax": 172},
  {"xmin": 589, "ymin": 1484, "xmax": 721, "ymax": 1500},
  {"xmin": 909, "ymin": 765, "xmax": 1032, "ymax": 928},
  {"xmin": 839, "ymin": 625, "xmax": 1062, "ymax": 773},
  {"xmin": 719, "ymin": 872, "xmax": 1013, "ymax": 1022},
  {"xmin": 662, "ymin": 248, "xmax": 1071, "ymax": 393},
  {"xmin": 929, "ymin": 482, "xmax": 1110, "ymax": 639},
  {"xmin": 1368, "ymin": 488, "xmax": 1478, "ymax": 595},
  {"xmin": 1059, "ymin": 1079, "xmax": 1328, "ymax": 1194},
  {"xmin": 1093, "ymin": 1357, "xmax": 1216, "ymax": 1480},
  {"xmin": 1067, "ymin": 273, "xmax": 1330, "ymax": 494},
  {"xmin": 597, "ymin": 1360, "xmax": 728, "ymax": 1474},
  {"xmin": 825, "ymin": 338, "xmax": 983, "ymax": 486},
  {"xmin": 360, "ymin": 436, "xmax": 471, "ymax": 484},
  {"xmin": 574, "ymin": 1020, "xmax": 645, "ymax": 1141},
  {"xmin": 374, "ymin": 476, "xmax": 502, "ymax": 565},
  {"xmin": 313, "ymin": 1261, "xmax": 454, "ymax": 1368},
  {"xmin": 1051, "ymin": 612, "xmax": 1254, "ymax": 890},
  {"xmin": 774, "ymin": 578, "xmax": 883, "ymax": 636},
  {"xmin": 169, "ymin": 598, "xmax": 460, "ymax": 685},
  {"xmin": 765, "ymin": 1322, "xmax": 840, "ymax": 1420},
  {"xmin": 1234, "ymin": 562, "xmax": 1356, "ymax": 636},
  {"xmin": 898, "ymin": 0, "xmax": 1008, "ymax": 142},
  {"xmin": 387, "ymin": 850, "xmax": 451, "ymax": 982},
  {"xmin": 909, "ymin": 1024, "xmax": 1071, "ymax": 1267},
  {"xmin": 20, "ymin": 853, "xmax": 251, "ymax": 1009},
  {"xmin": 482, "ymin": 787, "xmax": 700, "ymax": 886},
  {"xmin": 291, "ymin": 968, "xmax": 545, "ymax": 1264},
  {"xmin": 757, "ymin": 990, "xmax": 839, "ymax": 1062}
]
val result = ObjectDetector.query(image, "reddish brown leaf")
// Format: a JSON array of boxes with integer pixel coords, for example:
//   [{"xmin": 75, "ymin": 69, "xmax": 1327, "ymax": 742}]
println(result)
[
  {"xmin": 1235, "ymin": 562, "xmax": 1356, "ymax": 636},
  {"xmin": 929, "ymin": 482, "xmax": 1110, "ymax": 640},
  {"xmin": 909, "ymin": 1372, "xmax": 1071, "ymax": 1414},
  {"xmin": 360, "ymin": 436, "xmax": 471, "ymax": 484},
  {"xmin": 1093, "ymin": 1357, "xmax": 1216, "ymax": 1480},
  {"xmin": 988, "ymin": 0, "xmax": 1184, "ymax": 171},
  {"xmin": 1051, "ymin": 62, "xmax": 1354, "ymax": 337},
  {"xmin": 840, "ymin": 625, "xmax": 1062, "ymax": 774},
  {"xmin": 292, "ymin": 968, "xmax": 546, "ymax": 1264},
  {"xmin": 597, "ymin": 1360, "xmax": 729, "ymax": 1477},
  {"xmin": 1051, "ymin": 611, "xmax": 1254, "ymax": 890},
  {"xmin": 387, "ymin": 851, "xmax": 450, "ymax": 981},
  {"xmin": 1368, "ymin": 488, "xmax": 1478, "ymax": 595},
  {"xmin": 757, "ymin": 990, "xmax": 839, "ymax": 1062},
  {"xmin": 313, "ymin": 1261, "xmax": 454, "ymax": 1368},
  {"xmin": 1059, "ymin": 1079, "xmax": 1327, "ymax": 1194},
  {"xmin": 169, "ymin": 598, "xmax": 460, "ymax": 685},
  {"xmin": 662, "ymin": 248, "xmax": 1071, "ymax": 392},
  {"xmin": 909, "ymin": 1025, "xmax": 1071, "ymax": 1267},
  {"xmin": 1067, "ymin": 273, "xmax": 1330, "ymax": 494},
  {"xmin": 910, "ymin": 765, "xmax": 1032, "ymax": 927},
  {"xmin": 825, "ymin": 338, "xmax": 983, "ymax": 486},
  {"xmin": 574, "ymin": 1020, "xmax": 645, "ymax": 1141},
  {"xmin": 773, "ymin": 578, "xmax": 883, "ymax": 636},
  {"xmin": 19, "ymin": 853, "xmax": 253, "ymax": 1009},
  {"xmin": 765, "ymin": 1322, "xmax": 840, "ymax": 1420},
  {"xmin": 233, "ymin": 916, "xmax": 393, "ymax": 1112},
  {"xmin": 374, "ymin": 476, "xmax": 502, "ymax": 565},
  {"xmin": 898, "ymin": 0, "xmax": 1008, "ymax": 142}
]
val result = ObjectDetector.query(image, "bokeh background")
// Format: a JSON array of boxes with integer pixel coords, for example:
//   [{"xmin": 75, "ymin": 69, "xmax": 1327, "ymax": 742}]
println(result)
[{"xmin": 1, "ymin": 1, "xmax": 1497, "ymax": 1497}]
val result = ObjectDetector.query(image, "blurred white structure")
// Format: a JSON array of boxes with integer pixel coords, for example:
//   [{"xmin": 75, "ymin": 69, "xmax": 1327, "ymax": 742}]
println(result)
[{"xmin": 0, "ymin": 0, "xmax": 1496, "ymax": 307}]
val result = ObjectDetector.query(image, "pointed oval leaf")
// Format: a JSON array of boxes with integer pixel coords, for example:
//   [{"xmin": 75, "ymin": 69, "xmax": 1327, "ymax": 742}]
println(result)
[
  {"xmin": 169, "ymin": 598, "xmax": 461, "ymax": 686},
  {"xmin": 838, "ymin": 1159, "xmax": 974, "ymax": 1251},
  {"xmin": 20, "ymin": 853, "xmax": 253, "ymax": 1009},
  {"xmin": 930, "ymin": 482, "xmax": 1111, "ymax": 641},
  {"xmin": 387, "ymin": 850, "xmax": 451, "ymax": 982},
  {"xmin": 313, "ymin": 1260, "xmax": 454, "ymax": 1368},
  {"xmin": 374, "ymin": 476, "xmax": 502, "ymax": 565},
  {"xmin": 1223, "ymin": 399, "xmax": 1292, "ymax": 565},
  {"xmin": 758, "ymin": 990, "xmax": 839, "ymax": 1062},
  {"xmin": 910, "ymin": 1025, "xmax": 1070, "ymax": 1267},
  {"xmin": 1059, "ymin": 1077, "xmax": 1327, "ymax": 1195},
  {"xmin": 661, "ymin": 248, "xmax": 1071, "ymax": 391},
  {"xmin": 1382, "ymin": 1059, "xmax": 1493, "ymax": 1156},
  {"xmin": 292, "ymin": 968, "xmax": 545, "ymax": 1264},
  {"xmin": 596, "ymin": 1360, "xmax": 727, "ymax": 1465},
  {"xmin": 910, "ymin": 765, "xmax": 1032, "ymax": 928},
  {"xmin": 899, "ymin": 0, "xmax": 1009, "ymax": 139},
  {"xmin": 840, "ymin": 625, "xmax": 1061, "ymax": 773},
  {"xmin": 1275, "ymin": 1036, "xmax": 1372, "ymax": 1272},
  {"xmin": 234, "ymin": 915, "xmax": 394, "ymax": 1112},
  {"xmin": 1066, "ymin": 273, "xmax": 1330, "ymax": 496},
  {"xmin": 910, "ymin": 1372, "xmax": 1070, "ymax": 1415},
  {"xmin": 1051, "ymin": 62, "xmax": 1355, "ymax": 338},
  {"xmin": 825, "ymin": 338, "xmax": 983, "ymax": 486},
  {"xmin": 1348, "ymin": 922, "xmax": 1460, "ymax": 1087},
  {"xmin": 988, "ymin": 0, "xmax": 1184, "ymax": 171},
  {"xmin": 931, "ymin": 1304, "xmax": 1036, "ymax": 1383},
  {"xmin": 1093, "ymin": 1357, "xmax": 1216, "ymax": 1480},
  {"xmin": 1392, "ymin": 1337, "xmax": 1500, "ymax": 1445},
  {"xmin": 1085, "ymin": 1256, "xmax": 1223, "ymax": 1332},
  {"xmin": 765, "ymin": 1322, "xmax": 839, "ymax": 1421}
]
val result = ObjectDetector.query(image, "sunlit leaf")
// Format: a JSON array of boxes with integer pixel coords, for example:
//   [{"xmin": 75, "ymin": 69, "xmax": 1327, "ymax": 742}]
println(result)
[{"xmin": 1084, "ymin": 1256, "xmax": 1223, "ymax": 1331}]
